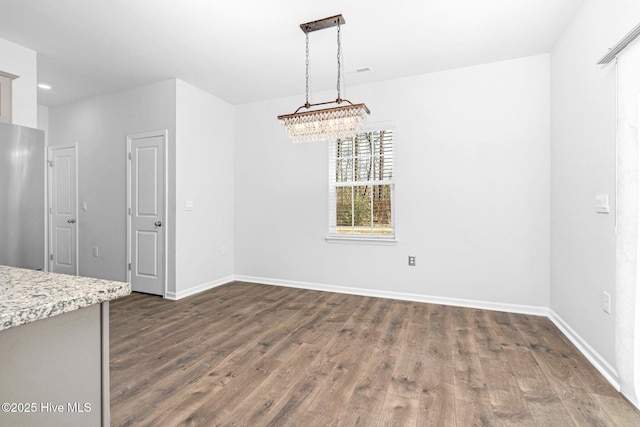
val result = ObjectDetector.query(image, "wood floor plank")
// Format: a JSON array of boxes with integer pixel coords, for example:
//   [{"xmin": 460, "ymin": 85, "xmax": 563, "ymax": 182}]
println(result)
[
  {"xmin": 377, "ymin": 392, "xmax": 419, "ymax": 426},
  {"xmin": 495, "ymin": 317, "xmax": 576, "ymax": 426},
  {"xmin": 260, "ymin": 291, "xmax": 339, "ymax": 361},
  {"xmin": 479, "ymin": 354, "xmax": 536, "ymax": 426},
  {"xmin": 407, "ymin": 299, "xmax": 431, "ymax": 325},
  {"xmin": 337, "ymin": 346, "xmax": 396, "ymax": 426},
  {"xmin": 417, "ymin": 304, "xmax": 456, "ymax": 427},
  {"xmin": 387, "ymin": 323, "xmax": 425, "ymax": 400},
  {"xmin": 109, "ymin": 284, "xmax": 640, "ymax": 426},
  {"xmin": 473, "ymin": 312, "xmax": 505, "ymax": 358},
  {"xmin": 262, "ymin": 371, "xmax": 324, "ymax": 426},
  {"xmin": 450, "ymin": 306, "xmax": 497, "ymax": 427},
  {"xmin": 596, "ymin": 393, "xmax": 640, "ymax": 427},
  {"xmin": 306, "ymin": 348, "xmax": 366, "ymax": 415},
  {"xmin": 378, "ymin": 300, "xmax": 411, "ymax": 356},
  {"xmin": 306, "ymin": 299, "xmax": 387, "ymax": 416},
  {"xmin": 512, "ymin": 314, "xmax": 618, "ymax": 426},
  {"xmin": 290, "ymin": 409, "xmax": 337, "ymax": 427},
  {"xmin": 475, "ymin": 312, "xmax": 536, "ymax": 426},
  {"xmin": 217, "ymin": 343, "xmax": 325, "ymax": 426}
]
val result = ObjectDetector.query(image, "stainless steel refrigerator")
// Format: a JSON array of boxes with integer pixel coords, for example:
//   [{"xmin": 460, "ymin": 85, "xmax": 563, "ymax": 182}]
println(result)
[{"xmin": 0, "ymin": 122, "xmax": 45, "ymax": 270}]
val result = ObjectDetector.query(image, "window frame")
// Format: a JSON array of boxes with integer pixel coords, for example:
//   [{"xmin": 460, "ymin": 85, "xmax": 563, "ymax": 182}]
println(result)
[{"xmin": 326, "ymin": 124, "xmax": 397, "ymax": 244}]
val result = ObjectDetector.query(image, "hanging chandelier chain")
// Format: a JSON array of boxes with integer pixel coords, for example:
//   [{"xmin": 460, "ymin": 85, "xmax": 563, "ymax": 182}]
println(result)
[
  {"xmin": 336, "ymin": 21, "xmax": 341, "ymax": 101},
  {"xmin": 305, "ymin": 31, "xmax": 310, "ymax": 107}
]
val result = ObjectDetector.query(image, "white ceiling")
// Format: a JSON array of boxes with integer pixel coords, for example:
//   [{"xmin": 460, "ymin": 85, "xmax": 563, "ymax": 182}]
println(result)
[{"xmin": 0, "ymin": 0, "xmax": 585, "ymax": 107}]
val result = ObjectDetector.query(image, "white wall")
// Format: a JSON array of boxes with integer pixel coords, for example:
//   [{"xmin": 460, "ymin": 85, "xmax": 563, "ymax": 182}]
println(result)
[
  {"xmin": 49, "ymin": 80, "xmax": 177, "ymax": 284},
  {"xmin": 235, "ymin": 54, "xmax": 551, "ymax": 312},
  {"xmin": 550, "ymin": 0, "xmax": 640, "ymax": 395},
  {"xmin": 174, "ymin": 80, "xmax": 235, "ymax": 298},
  {"xmin": 37, "ymin": 105, "xmax": 49, "ymax": 145},
  {"xmin": 0, "ymin": 37, "xmax": 37, "ymax": 128}
]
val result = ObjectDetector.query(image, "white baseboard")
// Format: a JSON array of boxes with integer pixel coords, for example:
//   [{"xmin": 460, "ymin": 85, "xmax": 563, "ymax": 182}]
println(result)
[
  {"xmin": 549, "ymin": 309, "xmax": 620, "ymax": 391},
  {"xmin": 233, "ymin": 275, "xmax": 549, "ymax": 316},
  {"xmin": 165, "ymin": 275, "xmax": 235, "ymax": 300}
]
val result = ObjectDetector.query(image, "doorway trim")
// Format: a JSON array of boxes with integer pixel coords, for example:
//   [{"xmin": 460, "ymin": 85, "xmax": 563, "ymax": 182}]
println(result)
[
  {"xmin": 126, "ymin": 130, "xmax": 168, "ymax": 298},
  {"xmin": 47, "ymin": 143, "xmax": 79, "ymax": 275}
]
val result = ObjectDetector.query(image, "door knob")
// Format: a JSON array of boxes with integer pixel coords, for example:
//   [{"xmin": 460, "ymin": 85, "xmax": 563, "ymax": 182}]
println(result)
[
  {"xmin": 67, "ymin": 219, "xmax": 76, "ymax": 224},
  {"xmin": 154, "ymin": 221, "xmax": 162, "ymax": 227}
]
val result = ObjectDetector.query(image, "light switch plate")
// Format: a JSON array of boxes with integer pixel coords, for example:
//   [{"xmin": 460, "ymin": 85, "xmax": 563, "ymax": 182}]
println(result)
[
  {"xmin": 602, "ymin": 291, "xmax": 611, "ymax": 314},
  {"xmin": 595, "ymin": 194, "xmax": 610, "ymax": 214}
]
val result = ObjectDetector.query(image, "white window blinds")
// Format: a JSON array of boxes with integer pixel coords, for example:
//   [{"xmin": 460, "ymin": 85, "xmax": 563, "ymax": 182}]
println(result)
[{"xmin": 329, "ymin": 129, "xmax": 395, "ymax": 238}]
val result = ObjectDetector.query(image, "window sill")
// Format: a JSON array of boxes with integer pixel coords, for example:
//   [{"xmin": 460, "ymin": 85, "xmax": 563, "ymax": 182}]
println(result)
[{"xmin": 325, "ymin": 235, "xmax": 398, "ymax": 245}]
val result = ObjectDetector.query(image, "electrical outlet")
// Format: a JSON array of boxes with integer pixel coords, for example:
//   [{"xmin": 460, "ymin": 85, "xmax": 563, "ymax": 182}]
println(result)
[
  {"xmin": 602, "ymin": 291, "xmax": 611, "ymax": 314},
  {"xmin": 408, "ymin": 256, "xmax": 416, "ymax": 266}
]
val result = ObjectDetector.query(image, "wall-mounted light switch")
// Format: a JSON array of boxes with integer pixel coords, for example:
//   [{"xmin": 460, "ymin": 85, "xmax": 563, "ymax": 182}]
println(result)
[
  {"xmin": 602, "ymin": 291, "xmax": 611, "ymax": 314},
  {"xmin": 595, "ymin": 194, "xmax": 610, "ymax": 214},
  {"xmin": 184, "ymin": 200, "xmax": 194, "ymax": 211}
]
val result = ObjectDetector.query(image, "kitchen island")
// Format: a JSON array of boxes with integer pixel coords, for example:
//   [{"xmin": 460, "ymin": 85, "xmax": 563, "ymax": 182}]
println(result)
[{"xmin": 0, "ymin": 265, "xmax": 131, "ymax": 427}]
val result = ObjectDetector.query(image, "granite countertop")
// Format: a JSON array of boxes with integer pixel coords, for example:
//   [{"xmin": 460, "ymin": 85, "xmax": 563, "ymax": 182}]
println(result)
[{"xmin": 0, "ymin": 265, "xmax": 131, "ymax": 331}]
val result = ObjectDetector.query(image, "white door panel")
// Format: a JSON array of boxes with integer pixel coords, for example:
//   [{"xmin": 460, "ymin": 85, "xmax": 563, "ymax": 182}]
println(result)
[
  {"xmin": 55, "ymin": 227, "xmax": 72, "ymax": 266},
  {"xmin": 136, "ymin": 147, "xmax": 158, "ymax": 216},
  {"xmin": 135, "ymin": 230, "xmax": 158, "ymax": 277},
  {"xmin": 127, "ymin": 132, "xmax": 166, "ymax": 296}
]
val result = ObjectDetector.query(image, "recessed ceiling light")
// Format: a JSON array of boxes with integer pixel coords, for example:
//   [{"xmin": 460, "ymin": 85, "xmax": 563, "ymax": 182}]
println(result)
[{"xmin": 37, "ymin": 83, "xmax": 52, "ymax": 90}]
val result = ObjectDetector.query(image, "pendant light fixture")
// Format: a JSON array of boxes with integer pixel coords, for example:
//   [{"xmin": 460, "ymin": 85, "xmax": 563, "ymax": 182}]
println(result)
[{"xmin": 278, "ymin": 14, "xmax": 370, "ymax": 144}]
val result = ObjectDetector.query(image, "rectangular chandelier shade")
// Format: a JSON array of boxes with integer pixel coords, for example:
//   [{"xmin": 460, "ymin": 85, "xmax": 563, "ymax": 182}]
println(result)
[{"xmin": 278, "ymin": 103, "xmax": 370, "ymax": 144}]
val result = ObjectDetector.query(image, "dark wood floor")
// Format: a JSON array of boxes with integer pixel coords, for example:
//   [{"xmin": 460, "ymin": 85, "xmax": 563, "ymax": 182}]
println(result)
[{"xmin": 110, "ymin": 282, "xmax": 640, "ymax": 426}]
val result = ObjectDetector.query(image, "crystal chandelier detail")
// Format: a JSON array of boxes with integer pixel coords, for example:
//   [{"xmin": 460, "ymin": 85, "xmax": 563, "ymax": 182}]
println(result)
[{"xmin": 278, "ymin": 14, "xmax": 370, "ymax": 144}]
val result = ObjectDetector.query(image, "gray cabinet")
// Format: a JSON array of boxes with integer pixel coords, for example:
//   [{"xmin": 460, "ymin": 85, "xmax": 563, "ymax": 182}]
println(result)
[{"xmin": 0, "ymin": 303, "xmax": 110, "ymax": 426}]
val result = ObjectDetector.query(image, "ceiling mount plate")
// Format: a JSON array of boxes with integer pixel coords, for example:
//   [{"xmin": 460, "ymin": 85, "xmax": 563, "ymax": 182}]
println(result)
[{"xmin": 300, "ymin": 14, "xmax": 345, "ymax": 33}]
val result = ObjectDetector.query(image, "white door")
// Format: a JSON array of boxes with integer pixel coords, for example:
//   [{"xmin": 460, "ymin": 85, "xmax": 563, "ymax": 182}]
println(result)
[
  {"xmin": 48, "ymin": 145, "xmax": 78, "ymax": 275},
  {"xmin": 127, "ymin": 131, "xmax": 166, "ymax": 296}
]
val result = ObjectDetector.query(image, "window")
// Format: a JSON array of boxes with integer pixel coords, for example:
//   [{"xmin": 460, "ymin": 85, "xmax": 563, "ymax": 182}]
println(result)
[{"xmin": 329, "ymin": 129, "xmax": 395, "ymax": 240}]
